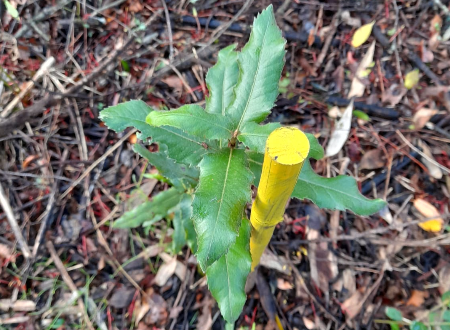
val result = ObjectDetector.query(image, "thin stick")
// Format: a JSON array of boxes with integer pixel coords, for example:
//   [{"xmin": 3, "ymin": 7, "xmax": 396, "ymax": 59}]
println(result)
[
  {"xmin": 160, "ymin": 0, "xmax": 174, "ymax": 61},
  {"xmin": 396, "ymin": 130, "xmax": 450, "ymax": 174},
  {"xmin": 0, "ymin": 184, "xmax": 31, "ymax": 259},
  {"xmin": 1, "ymin": 57, "xmax": 55, "ymax": 118},
  {"xmin": 32, "ymin": 149, "xmax": 69, "ymax": 258},
  {"xmin": 59, "ymin": 129, "xmax": 136, "ymax": 200},
  {"xmin": 46, "ymin": 241, "xmax": 95, "ymax": 330}
]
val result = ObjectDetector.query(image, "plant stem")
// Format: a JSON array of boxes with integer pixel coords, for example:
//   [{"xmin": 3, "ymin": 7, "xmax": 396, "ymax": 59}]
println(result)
[{"xmin": 249, "ymin": 127, "xmax": 310, "ymax": 270}]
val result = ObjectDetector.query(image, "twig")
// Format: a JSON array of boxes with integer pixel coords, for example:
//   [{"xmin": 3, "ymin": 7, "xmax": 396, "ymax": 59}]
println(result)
[
  {"xmin": 160, "ymin": 0, "xmax": 174, "ymax": 61},
  {"xmin": 396, "ymin": 130, "xmax": 450, "ymax": 174},
  {"xmin": 0, "ymin": 184, "xmax": 31, "ymax": 259},
  {"xmin": 1, "ymin": 57, "xmax": 55, "ymax": 119},
  {"xmin": 46, "ymin": 241, "xmax": 96, "ymax": 330},
  {"xmin": 0, "ymin": 11, "xmax": 162, "ymax": 137},
  {"xmin": 326, "ymin": 96, "xmax": 400, "ymax": 119},
  {"xmin": 59, "ymin": 129, "xmax": 136, "ymax": 201},
  {"xmin": 314, "ymin": 11, "xmax": 340, "ymax": 71},
  {"xmin": 32, "ymin": 149, "xmax": 69, "ymax": 258}
]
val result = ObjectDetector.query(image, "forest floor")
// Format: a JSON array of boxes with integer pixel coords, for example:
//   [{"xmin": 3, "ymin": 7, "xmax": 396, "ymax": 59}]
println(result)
[{"xmin": 1, "ymin": 0, "xmax": 450, "ymax": 329}]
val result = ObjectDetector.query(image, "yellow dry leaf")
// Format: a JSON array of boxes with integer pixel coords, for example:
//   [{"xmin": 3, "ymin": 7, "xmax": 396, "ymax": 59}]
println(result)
[
  {"xmin": 351, "ymin": 21, "xmax": 375, "ymax": 48},
  {"xmin": 413, "ymin": 199, "xmax": 443, "ymax": 232},
  {"xmin": 404, "ymin": 69, "xmax": 420, "ymax": 89}
]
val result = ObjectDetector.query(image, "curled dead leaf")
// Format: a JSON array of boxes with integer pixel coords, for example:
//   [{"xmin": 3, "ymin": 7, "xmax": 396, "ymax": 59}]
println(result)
[
  {"xmin": 359, "ymin": 149, "xmax": 386, "ymax": 170},
  {"xmin": 406, "ymin": 290, "xmax": 429, "ymax": 307},
  {"xmin": 412, "ymin": 108, "xmax": 438, "ymax": 130},
  {"xmin": 413, "ymin": 199, "xmax": 444, "ymax": 233}
]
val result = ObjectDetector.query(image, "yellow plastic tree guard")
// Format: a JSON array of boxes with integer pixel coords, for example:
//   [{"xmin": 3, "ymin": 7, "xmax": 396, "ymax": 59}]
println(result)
[{"xmin": 250, "ymin": 127, "xmax": 310, "ymax": 270}]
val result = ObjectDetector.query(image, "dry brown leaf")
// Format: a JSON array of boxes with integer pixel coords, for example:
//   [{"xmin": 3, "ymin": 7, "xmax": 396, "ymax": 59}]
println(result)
[
  {"xmin": 154, "ymin": 257, "xmax": 177, "ymax": 287},
  {"xmin": 359, "ymin": 149, "xmax": 386, "ymax": 170},
  {"xmin": 419, "ymin": 41, "xmax": 434, "ymax": 63},
  {"xmin": 308, "ymin": 229, "xmax": 338, "ymax": 293},
  {"xmin": 413, "ymin": 199, "xmax": 444, "ymax": 233},
  {"xmin": 128, "ymin": 0, "xmax": 143, "ymax": 13},
  {"xmin": 162, "ymin": 76, "xmax": 183, "ymax": 96},
  {"xmin": 413, "ymin": 108, "xmax": 439, "ymax": 130},
  {"xmin": 381, "ymin": 84, "xmax": 407, "ymax": 107},
  {"xmin": 418, "ymin": 140, "xmax": 443, "ymax": 179},
  {"xmin": 430, "ymin": 14, "xmax": 443, "ymax": 34},
  {"xmin": 341, "ymin": 290, "xmax": 364, "ymax": 319},
  {"xmin": 439, "ymin": 264, "xmax": 450, "ymax": 294},
  {"xmin": 0, "ymin": 244, "xmax": 13, "ymax": 260},
  {"xmin": 348, "ymin": 41, "xmax": 375, "ymax": 98},
  {"xmin": 276, "ymin": 278, "xmax": 293, "ymax": 291},
  {"xmin": 259, "ymin": 249, "xmax": 291, "ymax": 275},
  {"xmin": 406, "ymin": 290, "xmax": 429, "ymax": 307}
]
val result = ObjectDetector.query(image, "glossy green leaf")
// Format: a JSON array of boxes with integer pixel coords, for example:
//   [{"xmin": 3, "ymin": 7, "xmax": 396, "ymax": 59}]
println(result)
[
  {"xmin": 206, "ymin": 218, "xmax": 251, "ymax": 323},
  {"xmin": 100, "ymin": 100, "xmax": 214, "ymax": 166},
  {"xmin": 238, "ymin": 122, "xmax": 280, "ymax": 153},
  {"xmin": 293, "ymin": 161, "xmax": 386, "ymax": 216},
  {"xmin": 305, "ymin": 133, "xmax": 324, "ymax": 160},
  {"xmin": 205, "ymin": 44, "xmax": 239, "ymax": 115},
  {"xmin": 193, "ymin": 148, "xmax": 253, "ymax": 270},
  {"xmin": 146, "ymin": 104, "xmax": 234, "ymax": 141},
  {"xmin": 171, "ymin": 194, "xmax": 193, "ymax": 254},
  {"xmin": 409, "ymin": 321, "xmax": 427, "ymax": 330},
  {"xmin": 390, "ymin": 324, "xmax": 400, "ymax": 330},
  {"xmin": 113, "ymin": 188, "xmax": 184, "ymax": 228},
  {"xmin": 133, "ymin": 144, "xmax": 198, "ymax": 189},
  {"xmin": 181, "ymin": 195, "xmax": 197, "ymax": 254},
  {"xmin": 385, "ymin": 307, "xmax": 403, "ymax": 321},
  {"xmin": 227, "ymin": 5, "xmax": 286, "ymax": 130}
]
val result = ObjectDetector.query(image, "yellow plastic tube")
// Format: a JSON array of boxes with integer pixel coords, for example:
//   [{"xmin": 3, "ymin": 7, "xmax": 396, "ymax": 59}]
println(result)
[{"xmin": 250, "ymin": 127, "xmax": 310, "ymax": 270}]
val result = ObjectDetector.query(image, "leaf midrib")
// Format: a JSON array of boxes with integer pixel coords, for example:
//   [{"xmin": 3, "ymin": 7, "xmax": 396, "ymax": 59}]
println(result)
[
  {"xmin": 204, "ymin": 149, "xmax": 234, "ymax": 264},
  {"xmin": 235, "ymin": 16, "xmax": 272, "ymax": 132}
]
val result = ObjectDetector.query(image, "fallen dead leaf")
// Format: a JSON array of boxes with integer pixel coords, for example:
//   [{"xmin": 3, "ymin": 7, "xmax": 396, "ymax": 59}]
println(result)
[
  {"xmin": 348, "ymin": 41, "xmax": 375, "ymax": 98},
  {"xmin": 418, "ymin": 140, "xmax": 443, "ymax": 179},
  {"xmin": 430, "ymin": 14, "xmax": 443, "ymax": 34},
  {"xmin": 413, "ymin": 199, "xmax": 444, "ymax": 232},
  {"xmin": 381, "ymin": 84, "xmax": 407, "ymax": 107},
  {"xmin": 341, "ymin": 289, "xmax": 364, "ymax": 319},
  {"xmin": 351, "ymin": 22, "xmax": 375, "ymax": 48},
  {"xmin": 259, "ymin": 249, "xmax": 292, "ymax": 275},
  {"xmin": 0, "ymin": 299, "xmax": 36, "ymax": 312},
  {"xmin": 0, "ymin": 244, "xmax": 13, "ymax": 260},
  {"xmin": 162, "ymin": 76, "xmax": 183, "ymax": 97},
  {"xmin": 404, "ymin": 69, "xmax": 420, "ymax": 90},
  {"xmin": 325, "ymin": 100, "xmax": 354, "ymax": 157},
  {"xmin": 154, "ymin": 257, "xmax": 177, "ymax": 287},
  {"xmin": 276, "ymin": 278, "xmax": 293, "ymax": 291},
  {"xmin": 406, "ymin": 290, "xmax": 429, "ymax": 307},
  {"xmin": 359, "ymin": 149, "xmax": 386, "ymax": 170},
  {"xmin": 419, "ymin": 41, "xmax": 434, "ymax": 63},
  {"xmin": 412, "ymin": 108, "xmax": 439, "ymax": 130},
  {"xmin": 303, "ymin": 317, "xmax": 316, "ymax": 329},
  {"xmin": 439, "ymin": 264, "xmax": 450, "ymax": 294},
  {"xmin": 307, "ymin": 228, "xmax": 338, "ymax": 293}
]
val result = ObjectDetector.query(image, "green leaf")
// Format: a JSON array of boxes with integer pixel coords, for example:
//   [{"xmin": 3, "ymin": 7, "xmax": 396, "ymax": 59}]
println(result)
[
  {"xmin": 238, "ymin": 122, "xmax": 280, "ymax": 153},
  {"xmin": 293, "ymin": 161, "xmax": 386, "ymax": 216},
  {"xmin": 443, "ymin": 291, "xmax": 450, "ymax": 307},
  {"xmin": 193, "ymin": 148, "xmax": 253, "ymax": 270},
  {"xmin": 4, "ymin": 0, "xmax": 19, "ymax": 19},
  {"xmin": 305, "ymin": 133, "xmax": 324, "ymax": 160},
  {"xmin": 133, "ymin": 144, "xmax": 199, "ymax": 189},
  {"xmin": 443, "ymin": 309, "xmax": 450, "ymax": 322},
  {"xmin": 205, "ymin": 44, "xmax": 239, "ymax": 115},
  {"xmin": 171, "ymin": 194, "xmax": 193, "ymax": 254},
  {"xmin": 227, "ymin": 5, "xmax": 286, "ymax": 130},
  {"xmin": 385, "ymin": 307, "xmax": 403, "ymax": 322},
  {"xmin": 390, "ymin": 324, "xmax": 400, "ymax": 330},
  {"xmin": 206, "ymin": 218, "xmax": 251, "ymax": 323},
  {"xmin": 181, "ymin": 195, "xmax": 197, "ymax": 253},
  {"xmin": 247, "ymin": 151, "xmax": 264, "ymax": 186},
  {"xmin": 100, "ymin": 100, "xmax": 214, "ymax": 166},
  {"xmin": 113, "ymin": 188, "xmax": 183, "ymax": 228},
  {"xmin": 146, "ymin": 104, "xmax": 234, "ymax": 141},
  {"xmin": 409, "ymin": 321, "xmax": 427, "ymax": 330}
]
